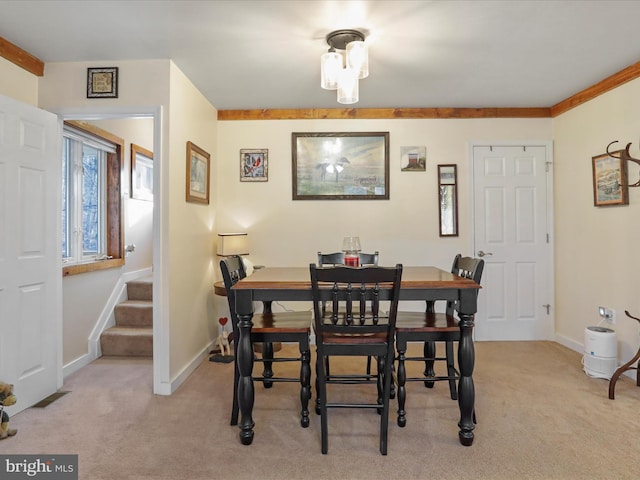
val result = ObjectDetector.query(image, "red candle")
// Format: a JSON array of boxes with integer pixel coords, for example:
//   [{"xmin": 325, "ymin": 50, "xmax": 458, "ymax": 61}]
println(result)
[{"xmin": 345, "ymin": 255, "xmax": 359, "ymax": 267}]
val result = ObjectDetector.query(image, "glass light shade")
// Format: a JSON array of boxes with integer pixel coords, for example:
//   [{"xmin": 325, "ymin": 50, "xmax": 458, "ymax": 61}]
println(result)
[
  {"xmin": 346, "ymin": 40, "xmax": 369, "ymax": 79},
  {"xmin": 320, "ymin": 51, "xmax": 342, "ymax": 90},
  {"xmin": 337, "ymin": 68, "xmax": 359, "ymax": 104},
  {"xmin": 342, "ymin": 236, "xmax": 361, "ymax": 253},
  {"xmin": 217, "ymin": 233, "xmax": 249, "ymax": 256}
]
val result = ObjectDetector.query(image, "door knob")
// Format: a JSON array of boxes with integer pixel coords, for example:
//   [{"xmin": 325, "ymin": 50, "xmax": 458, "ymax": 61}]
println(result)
[{"xmin": 477, "ymin": 250, "xmax": 493, "ymax": 257}]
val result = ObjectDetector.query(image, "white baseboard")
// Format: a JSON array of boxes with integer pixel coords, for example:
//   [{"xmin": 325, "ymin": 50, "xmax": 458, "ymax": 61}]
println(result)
[
  {"xmin": 160, "ymin": 341, "xmax": 214, "ymax": 395},
  {"xmin": 554, "ymin": 332, "xmax": 582, "ymax": 354},
  {"xmin": 63, "ymin": 353, "xmax": 93, "ymax": 379}
]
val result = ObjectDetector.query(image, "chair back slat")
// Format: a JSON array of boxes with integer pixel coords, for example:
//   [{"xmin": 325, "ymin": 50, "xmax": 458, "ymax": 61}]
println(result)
[{"xmin": 317, "ymin": 251, "xmax": 345, "ymax": 266}]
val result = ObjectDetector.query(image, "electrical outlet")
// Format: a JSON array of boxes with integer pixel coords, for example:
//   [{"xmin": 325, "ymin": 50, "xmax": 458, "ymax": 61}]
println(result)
[{"xmin": 598, "ymin": 306, "xmax": 616, "ymax": 324}]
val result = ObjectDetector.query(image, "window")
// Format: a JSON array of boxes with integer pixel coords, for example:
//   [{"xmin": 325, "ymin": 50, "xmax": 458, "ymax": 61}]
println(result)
[{"xmin": 62, "ymin": 121, "xmax": 124, "ymax": 276}]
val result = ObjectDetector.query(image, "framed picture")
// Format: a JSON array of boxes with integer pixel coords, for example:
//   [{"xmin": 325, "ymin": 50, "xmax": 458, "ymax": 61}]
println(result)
[
  {"xmin": 87, "ymin": 67, "xmax": 118, "ymax": 98},
  {"xmin": 592, "ymin": 150, "xmax": 629, "ymax": 206},
  {"xmin": 438, "ymin": 164, "xmax": 458, "ymax": 236},
  {"xmin": 292, "ymin": 132, "xmax": 389, "ymax": 200},
  {"xmin": 240, "ymin": 149, "xmax": 268, "ymax": 182},
  {"xmin": 186, "ymin": 141, "xmax": 210, "ymax": 204},
  {"xmin": 130, "ymin": 144, "xmax": 153, "ymax": 201},
  {"xmin": 401, "ymin": 146, "xmax": 426, "ymax": 171}
]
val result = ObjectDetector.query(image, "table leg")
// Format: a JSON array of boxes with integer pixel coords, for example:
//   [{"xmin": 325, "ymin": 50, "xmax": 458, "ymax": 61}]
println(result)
[
  {"xmin": 457, "ymin": 312, "xmax": 475, "ymax": 446},
  {"xmin": 236, "ymin": 290, "xmax": 255, "ymax": 445},
  {"xmin": 396, "ymin": 339, "xmax": 407, "ymax": 428}
]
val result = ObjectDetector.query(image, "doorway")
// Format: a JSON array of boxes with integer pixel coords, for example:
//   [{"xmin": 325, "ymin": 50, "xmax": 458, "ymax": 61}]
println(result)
[
  {"xmin": 57, "ymin": 107, "xmax": 167, "ymax": 395},
  {"xmin": 471, "ymin": 143, "xmax": 554, "ymax": 341}
]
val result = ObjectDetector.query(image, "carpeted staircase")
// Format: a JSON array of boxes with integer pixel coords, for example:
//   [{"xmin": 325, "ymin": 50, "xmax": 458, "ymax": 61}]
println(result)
[{"xmin": 100, "ymin": 277, "xmax": 153, "ymax": 357}]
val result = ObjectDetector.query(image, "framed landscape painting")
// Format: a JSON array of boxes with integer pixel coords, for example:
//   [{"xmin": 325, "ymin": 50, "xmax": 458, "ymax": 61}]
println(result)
[
  {"xmin": 292, "ymin": 132, "xmax": 389, "ymax": 200},
  {"xmin": 592, "ymin": 150, "xmax": 628, "ymax": 206},
  {"xmin": 186, "ymin": 141, "xmax": 210, "ymax": 204}
]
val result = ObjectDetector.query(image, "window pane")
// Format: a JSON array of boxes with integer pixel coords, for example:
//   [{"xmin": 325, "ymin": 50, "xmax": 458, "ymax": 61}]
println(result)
[{"xmin": 82, "ymin": 145, "xmax": 100, "ymax": 255}]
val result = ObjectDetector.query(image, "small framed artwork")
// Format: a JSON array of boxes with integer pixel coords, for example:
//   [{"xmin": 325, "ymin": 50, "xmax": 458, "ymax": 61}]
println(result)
[
  {"xmin": 87, "ymin": 67, "xmax": 119, "ymax": 98},
  {"xmin": 240, "ymin": 149, "xmax": 268, "ymax": 182},
  {"xmin": 401, "ymin": 146, "xmax": 426, "ymax": 171},
  {"xmin": 292, "ymin": 132, "xmax": 389, "ymax": 200},
  {"xmin": 130, "ymin": 144, "xmax": 153, "ymax": 201},
  {"xmin": 186, "ymin": 141, "xmax": 211, "ymax": 204},
  {"xmin": 592, "ymin": 150, "xmax": 629, "ymax": 206}
]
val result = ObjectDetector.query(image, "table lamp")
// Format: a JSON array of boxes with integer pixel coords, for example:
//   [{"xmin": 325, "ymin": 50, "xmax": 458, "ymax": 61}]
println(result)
[
  {"xmin": 217, "ymin": 232, "xmax": 255, "ymax": 274},
  {"xmin": 217, "ymin": 233, "xmax": 249, "ymax": 257}
]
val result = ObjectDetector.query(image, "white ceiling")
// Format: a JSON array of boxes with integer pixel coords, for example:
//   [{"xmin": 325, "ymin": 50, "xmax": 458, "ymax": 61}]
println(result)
[{"xmin": 1, "ymin": 0, "xmax": 640, "ymax": 111}]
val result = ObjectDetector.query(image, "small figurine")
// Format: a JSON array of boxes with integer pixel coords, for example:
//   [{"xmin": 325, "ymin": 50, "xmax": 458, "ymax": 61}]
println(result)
[{"xmin": 217, "ymin": 330, "xmax": 231, "ymax": 357}]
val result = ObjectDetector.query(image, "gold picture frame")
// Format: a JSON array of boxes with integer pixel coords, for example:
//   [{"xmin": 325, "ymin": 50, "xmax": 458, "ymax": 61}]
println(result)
[
  {"xmin": 87, "ymin": 67, "xmax": 118, "ymax": 98},
  {"xmin": 186, "ymin": 141, "xmax": 210, "ymax": 204},
  {"xmin": 592, "ymin": 150, "xmax": 629, "ymax": 206}
]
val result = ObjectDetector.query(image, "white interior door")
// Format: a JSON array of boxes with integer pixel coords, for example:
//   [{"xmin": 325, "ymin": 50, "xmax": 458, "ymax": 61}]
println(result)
[
  {"xmin": 0, "ymin": 95, "xmax": 61, "ymax": 414},
  {"xmin": 472, "ymin": 144, "xmax": 554, "ymax": 341}
]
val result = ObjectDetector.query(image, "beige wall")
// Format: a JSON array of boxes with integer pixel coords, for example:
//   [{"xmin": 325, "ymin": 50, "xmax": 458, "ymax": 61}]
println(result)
[
  {"xmin": 0, "ymin": 57, "xmax": 38, "ymax": 105},
  {"xmin": 216, "ymin": 118, "xmax": 551, "ymax": 264},
  {"xmin": 553, "ymin": 77, "xmax": 640, "ymax": 363},
  {"xmin": 168, "ymin": 62, "xmax": 218, "ymax": 378}
]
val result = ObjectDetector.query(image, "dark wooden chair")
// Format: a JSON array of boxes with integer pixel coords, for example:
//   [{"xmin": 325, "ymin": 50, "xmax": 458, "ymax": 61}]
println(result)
[
  {"xmin": 317, "ymin": 251, "xmax": 381, "ymax": 382},
  {"xmin": 395, "ymin": 254, "xmax": 484, "ymax": 427},
  {"xmin": 220, "ymin": 255, "xmax": 312, "ymax": 428},
  {"xmin": 310, "ymin": 263, "xmax": 403, "ymax": 455}
]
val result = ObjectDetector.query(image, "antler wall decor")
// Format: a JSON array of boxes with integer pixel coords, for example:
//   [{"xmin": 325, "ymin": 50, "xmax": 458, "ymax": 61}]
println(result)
[{"xmin": 606, "ymin": 141, "xmax": 640, "ymax": 187}]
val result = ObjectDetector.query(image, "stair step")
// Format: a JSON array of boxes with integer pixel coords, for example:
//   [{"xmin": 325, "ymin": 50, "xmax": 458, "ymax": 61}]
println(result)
[
  {"xmin": 114, "ymin": 300, "xmax": 152, "ymax": 327},
  {"xmin": 127, "ymin": 278, "xmax": 152, "ymax": 301},
  {"xmin": 100, "ymin": 326, "xmax": 153, "ymax": 357}
]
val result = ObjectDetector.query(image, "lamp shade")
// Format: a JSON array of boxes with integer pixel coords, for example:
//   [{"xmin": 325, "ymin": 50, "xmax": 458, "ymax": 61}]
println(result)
[
  {"xmin": 337, "ymin": 68, "xmax": 359, "ymax": 104},
  {"xmin": 346, "ymin": 40, "xmax": 369, "ymax": 79},
  {"xmin": 217, "ymin": 233, "xmax": 249, "ymax": 256},
  {"xmin": 321, "ymin": 51, "xmax": 342, "ymax": 90}
]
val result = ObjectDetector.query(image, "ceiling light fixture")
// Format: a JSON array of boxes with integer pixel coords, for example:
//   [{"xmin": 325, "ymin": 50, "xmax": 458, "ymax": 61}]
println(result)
[{"xmin": 320, "ymin": 29, "xmax": 369, "ymax": 105}]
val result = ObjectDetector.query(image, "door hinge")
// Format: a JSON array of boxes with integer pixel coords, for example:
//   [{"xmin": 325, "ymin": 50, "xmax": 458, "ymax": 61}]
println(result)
[
  {"xmin": 546, "ymin": 233, "xmax": 550, "ymax": 243},
  {"xmin": 545, "ymin": 161, "xmax": 552, "ymax": 172}
]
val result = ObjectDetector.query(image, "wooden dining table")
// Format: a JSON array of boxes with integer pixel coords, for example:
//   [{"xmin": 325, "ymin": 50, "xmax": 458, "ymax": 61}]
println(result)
[{"xmin": 231, "ymin": 265, "xmax": 481, "ymax": 447}]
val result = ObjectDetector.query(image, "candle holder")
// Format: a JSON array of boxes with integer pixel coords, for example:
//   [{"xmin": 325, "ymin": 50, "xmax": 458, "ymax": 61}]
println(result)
[{"xmin": 342, "ymin": 236, "xmax": 361, "ymax": 267}]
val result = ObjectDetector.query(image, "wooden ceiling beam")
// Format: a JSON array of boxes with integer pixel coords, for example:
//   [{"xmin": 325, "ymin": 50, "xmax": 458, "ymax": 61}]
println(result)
[
  {"xmin": 0, "ymin": 35, "xmax": 44, "ymax": 77},
  {"xmin": 550, "ymin": 61, "xmax": 640, "ymax": 117},
  {"xmin": 217, "ymin": 107, "xmax": 551, "ymax": 120}
]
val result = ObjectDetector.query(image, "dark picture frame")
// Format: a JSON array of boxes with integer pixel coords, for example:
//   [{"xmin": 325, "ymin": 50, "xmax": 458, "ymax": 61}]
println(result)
[
  {"xmin": 87, "ymin": 67, "xmax": 119, "ymax": 98},
  {"xmin": 292, "ymin": 132, "xmax": 389, "ymax": 200},
  {"xmin": 592, "ymin": 150, "xmax": 629, "ymax": 206},
  {"xmin": 186, "ymin": 141, "xmax": 210, "ymax": 204},
  {"xmin": 438, "ymin": 164, "xmax": 458, "ymax": 236},
  {"xmin": 130, "ymin": 144, "xmax": 153, "ymax": 201},
  {"xmin": 240, "ymin": 148, "xmax": 268, "ymax": 182}
]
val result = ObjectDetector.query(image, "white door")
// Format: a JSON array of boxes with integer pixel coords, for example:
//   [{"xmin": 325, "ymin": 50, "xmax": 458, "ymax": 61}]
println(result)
[
  {"xmin": 0, "ymin": 95, "xmax": 61, "ymax": 414},
  {"xmin": 472, "ymin": 144, "xmax": 553, "ymax": 340}
]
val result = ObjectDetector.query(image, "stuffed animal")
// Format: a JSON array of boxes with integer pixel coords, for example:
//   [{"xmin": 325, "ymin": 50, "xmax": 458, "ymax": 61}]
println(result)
[{"xmin": 0, "ymin": 382, "xmax": 17, "ymax": 439}]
